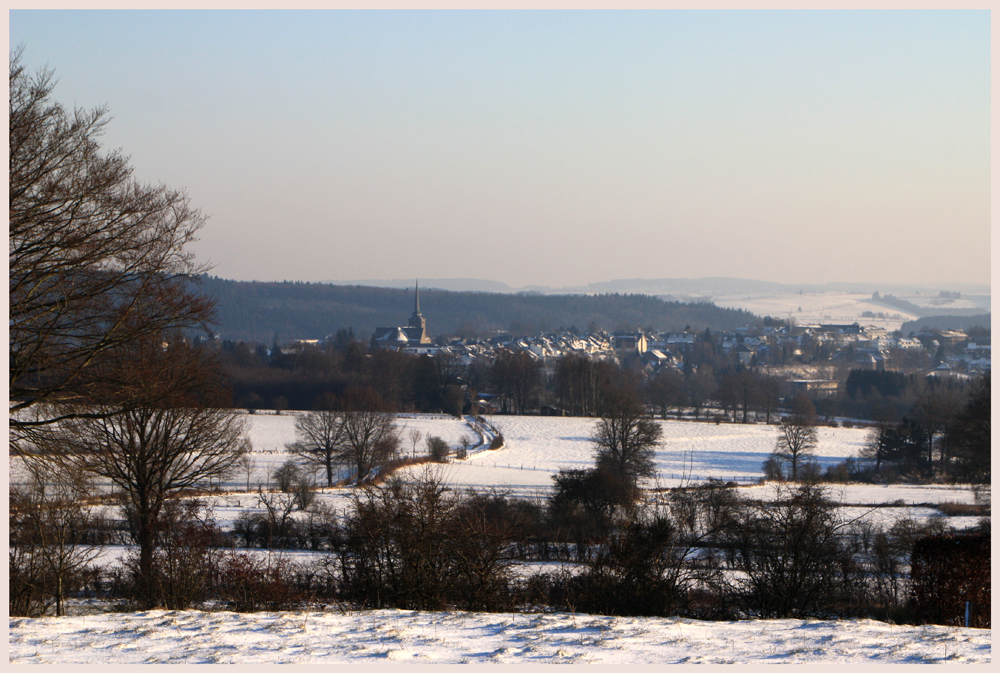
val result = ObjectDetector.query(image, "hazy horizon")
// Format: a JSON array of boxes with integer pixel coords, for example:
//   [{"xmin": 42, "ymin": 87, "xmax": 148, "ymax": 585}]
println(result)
[
  {"xmin": 208, "ymin": 274, "xmax": 992, "ymax": 298},
  {"xmin": 9, "ymin": 10, "xmax": 990, "ymax": 289}
]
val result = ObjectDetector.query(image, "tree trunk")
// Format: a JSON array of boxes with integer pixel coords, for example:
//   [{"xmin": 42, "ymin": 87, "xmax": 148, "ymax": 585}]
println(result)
[
  {"xmin": 136, "ymin": 499, "xmax": 159, "ymax": 609},
  {"xmin": 56, "ymin": 575, "xmax": 63, "ymax": 617}
]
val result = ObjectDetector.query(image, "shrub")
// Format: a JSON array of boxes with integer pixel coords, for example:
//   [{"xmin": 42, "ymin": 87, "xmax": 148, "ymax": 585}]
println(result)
[
  {"xmin": 937, "ymin": 502, "xmax": 988, "ymax": 517},
  {"xmin": 797, "ymin": 460, "xmax": 823, "ymax": 484},
  {"xmin": 564, "ymin": 512, "xmax": 694, "ymax": 617},
  {"xmin": 426, "ymin": 435, "xmax": 450, "ymax": 462},
  {"xmin": 910, "ymin": 532, "xmax": 990, "ymax": 628},
  {"xmin": 550, "ymin": 467, "xmax": 640, "ymax": 524},
  {"xmin": 215, "ymin": 552, "xmax": 306, "ymax": 612},
  {"xmin": 9, "ymin": 475, "xmax": 108, "ymax": 616},
  {"xmin": 822, "ymin": 460, "xmax": 852, "ymax": 483},
  {"xmin": 272, "ymin": 460, "xmax": 300, "ymax": 493},
  {"xmin": 760, "ymin": 455, "xmax": 784, "ymax": 482},
  {"xmin": 115, "ymin": 500, "xmax": 227, "ymax": 610},
  {"xmin": 293, "ymin": 476, "xmax": 316, "ymax": 511},
  {"xmin": 336, "ymin": 470, "xmax": 519, "ymax": 612},
  {"xmin": 718, "ymin": 484, "xmax": 861, "ymax": 619}
]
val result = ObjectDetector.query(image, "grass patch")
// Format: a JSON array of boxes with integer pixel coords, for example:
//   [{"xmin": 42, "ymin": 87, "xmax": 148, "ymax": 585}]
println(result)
[{"xmin": 936, "ymin": 502, "xmax": 989, "ymax": 517}]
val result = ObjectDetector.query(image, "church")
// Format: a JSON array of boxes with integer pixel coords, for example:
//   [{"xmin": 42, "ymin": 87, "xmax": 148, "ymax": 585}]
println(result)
[{"xmin": 372, "ymin": 281, "xmax": 433, "ymax": 349}]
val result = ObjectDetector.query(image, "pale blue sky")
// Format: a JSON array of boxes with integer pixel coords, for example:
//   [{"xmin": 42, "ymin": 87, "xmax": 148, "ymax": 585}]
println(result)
[{"xmin": 9, "ymin": 10, "xmax": 990, "ymax": 288}]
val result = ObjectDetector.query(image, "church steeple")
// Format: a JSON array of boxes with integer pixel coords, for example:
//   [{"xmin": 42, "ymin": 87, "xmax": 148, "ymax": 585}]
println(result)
[{"xmin": 407, "ymin": 280, "xmax": 427, "ymax": 340}]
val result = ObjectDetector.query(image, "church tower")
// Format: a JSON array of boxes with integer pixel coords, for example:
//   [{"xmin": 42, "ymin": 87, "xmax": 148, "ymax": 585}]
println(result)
[
  {"xmin": 406, "ymin": 280, "xmax": 430, "ymax": 343},
  {"xmin": 374, "ymin": 280, "xmax": 431, "ymax": 347}
]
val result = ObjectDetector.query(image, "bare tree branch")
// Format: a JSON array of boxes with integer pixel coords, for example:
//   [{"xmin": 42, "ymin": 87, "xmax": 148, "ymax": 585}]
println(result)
[{"xmin": 9, "ymin": 49, "xmax": 213, "ymax": 449}]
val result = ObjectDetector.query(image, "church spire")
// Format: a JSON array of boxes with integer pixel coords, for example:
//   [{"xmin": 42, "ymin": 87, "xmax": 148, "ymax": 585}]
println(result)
[{"xmin": 407, "ymin": 279, "xmax": 428, "ymax": 342}]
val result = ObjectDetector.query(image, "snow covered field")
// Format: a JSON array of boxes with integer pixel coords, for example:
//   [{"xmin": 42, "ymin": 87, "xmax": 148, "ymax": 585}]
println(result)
[
  {"xmin": 10, "ymin": 412, "xmax": 988, "ymax": 663},
  {"xmin": 14, "ymin": 412, "xmax": 980, "ymax": 530},
  {"xmin": 710, "ymin": 290, "xmax": 989, "ymax": 332},
  {"xmin": 9, "ymin": 608, "xmax": 991, "ymax": 664}
]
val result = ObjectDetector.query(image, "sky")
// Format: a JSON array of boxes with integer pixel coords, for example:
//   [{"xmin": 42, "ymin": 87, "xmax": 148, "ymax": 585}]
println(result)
[{"xmin": 8, "ymin": 10, "xmax": 991, "ymax": 289}]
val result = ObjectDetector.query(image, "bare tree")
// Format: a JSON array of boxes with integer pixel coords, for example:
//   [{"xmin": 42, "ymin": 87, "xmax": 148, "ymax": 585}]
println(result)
[
  {"xmin": 407, "ymin": 428, "xmax": 423, "ymax": 457},
  {"xmin": 339, "ymin": 388, "xmax": 400, "ymax": 483},
  {"xmin": 914, "ymin": 384, "xmax": 964, "ymax": 470},
  {"xmin": 272, "ymin": 460, "xmax": 301, "ymax": 493},
  {"xmin": 491, "ymin": 350, "xmax": 542, "ymax": 415},
  {"xmin": 773, "ymin": 395, "xmax": 818, "ymax": 481},
  {"xmin": 758, "ymin": 374, "xmax": 782, "ymax": 424},
  {"xmin": 644, "ymin": 368, "xmax": 685, "ymax": 420},
  {"xmin": 286, "ymin": 398, "xmax": 345, "ymax": 487},
  {"xmin": 591, "ymin": 382, "xmax": 661, "ymax": 483},
  {"xmin": 945, "ymin": 372, "xmax": 990, "ymax": 483},
  {"xmin": 861, "ymin": 404, "xmax": 898, "ymax": 473},
  {"xmin": 456, "ymin": 435, "xmax": 472, "ymax": 460},
  {"xmin": 35, "ymin": 337, "xmax": 249, "ymax": 608},
  {"xmin": 238, "ymin": 452, "xmax": 257, "ymax": 493},
  {"xmin": 9, "ymin": 464, "xmax": 105, "ymax": 616},
  {"xmin": 9, "ymin": 50, "xmax": 213, "ymax": 449}
]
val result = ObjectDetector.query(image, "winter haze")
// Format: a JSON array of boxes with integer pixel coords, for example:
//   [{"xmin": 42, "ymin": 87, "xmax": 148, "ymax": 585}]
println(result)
[{"xmin": 7, "ymin": 10, "xmax": 990, "ymax": 290}]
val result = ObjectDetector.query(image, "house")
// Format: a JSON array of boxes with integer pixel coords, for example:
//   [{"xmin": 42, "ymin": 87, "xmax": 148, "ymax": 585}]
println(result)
[{"xmin": 610, "ymin": 332, "xmax": 648, "ymax": 359}]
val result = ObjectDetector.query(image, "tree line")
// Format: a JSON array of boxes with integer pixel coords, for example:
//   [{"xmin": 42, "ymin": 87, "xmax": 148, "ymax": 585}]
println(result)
[{"xmin": 216, "ymin": 333, "xmax": 986, "ymax": 427}]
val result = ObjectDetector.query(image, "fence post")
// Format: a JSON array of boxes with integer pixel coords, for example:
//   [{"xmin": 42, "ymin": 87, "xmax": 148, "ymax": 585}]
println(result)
[{"xmin": 966, "ymin": 601, "xmax": 971, "ymax": 628}]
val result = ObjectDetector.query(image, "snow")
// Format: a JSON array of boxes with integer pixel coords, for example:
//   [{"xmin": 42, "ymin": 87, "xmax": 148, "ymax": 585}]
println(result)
[
  {"xmin": 14, "ymin": 412, "xmax": 981, "ymax": 531},
  {"xmin": 711, "ymin": 291, "xmax": 920, "ymax": 330},
  {"xmin": 458, "ymin": 415, "xmax": 870, "ymax": 495},
  {"xmin": 236, "ymin": 412, "xmax": 480, "ymax": 488},
  {"xmin": 9, "ymin": 609, "xmax": 990, "ymax": 664},
  {"xmin": 10, "ymin": 413, "xmax": 989, "ymax": 663}
]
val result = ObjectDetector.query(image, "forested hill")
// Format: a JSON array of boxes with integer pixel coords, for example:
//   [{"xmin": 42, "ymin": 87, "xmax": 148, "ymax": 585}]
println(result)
[
  {"xmin": 899, "ymin": 314, "xmax": 991, "ymax": 335},
  {"xmin": 194, "ymin": 276, "xmax": 762, "ymax": 343}
]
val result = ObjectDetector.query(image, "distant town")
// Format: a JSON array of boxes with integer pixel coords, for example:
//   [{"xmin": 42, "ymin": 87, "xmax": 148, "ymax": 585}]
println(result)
[{"xmin": 205, "ymin": 281, "xmax": 989, "ymax": 421}]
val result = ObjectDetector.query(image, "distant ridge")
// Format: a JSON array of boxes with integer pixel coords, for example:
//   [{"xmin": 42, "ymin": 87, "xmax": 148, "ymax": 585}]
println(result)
[
  {"xmin": 899, "ymin": 314, "xmax": 992, "ymax": 334},
  {"xmin": 334, "ymin": 277, "xmax": 991, "ymax": 298},
  {"xmin": 341, "ymin": 278, "xmax": 516, "ymax": 293}
]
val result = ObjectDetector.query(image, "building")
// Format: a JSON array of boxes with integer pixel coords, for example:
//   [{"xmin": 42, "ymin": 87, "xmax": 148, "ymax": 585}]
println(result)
[
  {"xmin": 610, "ymin": 332, "xmax": 648, "ymax": 359},
  {"xmin": 372, "ymin": 281, "xmax": 433, "ymax": 349}
]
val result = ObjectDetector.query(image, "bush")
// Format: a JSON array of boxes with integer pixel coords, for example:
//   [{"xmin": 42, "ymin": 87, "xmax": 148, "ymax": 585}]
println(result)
[
  {"xmin": 117, "ymin": 500, "xmax": 228, "ymax": 610},
  {"xmin": 337, "ymin": 472, "xmax": 458, "ymax": 610},
  {"xmin": 550, "ymin": 467, "xmax": 640, "ymax": 524},
  {"xmin": 215, "ymin": 552, "xmax": 306, "ymax": 612},
  {"xmin": 336, "ymin": 470, "xmax": 519, "ymax": 612},
  {"xmin": 9, "ymin": 475, "xmax": 107, "ymax": 616},
  {"xmin": 563, "ymin": 512, "xmax": 694, "ymax": 617},
  {"xmin": 937, "ymin": 502, "xmax": 988, "ymax": 517},
  {"xmin": 293, "ymin": 477, "xmax": 316, "ymax": 511},
  {"xmin": 822, "ymin": 460, "xmax": 852, "ymax": 483},
  {"xmin": 272, "ymin": 460, "xmax": 300, "ymax": 493},
  {"xmin": 797, "ymin": 460, "xmax": 823, "ymax": 483},
  {"xmin": 489, "ymin": 433, "xmax": 504, "ymax": 450},
  {"xmin": 426, "ymin": 436, "xmax": 450, "ymax": 462},
  {"xmin": 760, "ymin": 455, "xmax": 784, "ymax": 482},
  {"xmin": 910, "ymin": 532, "xmax": 990, "ymax": 628},
  {"xmin": 718, "ymin": 484, "xmax": 861, "ymax": 619}
]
